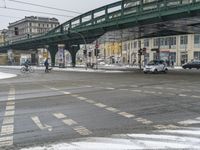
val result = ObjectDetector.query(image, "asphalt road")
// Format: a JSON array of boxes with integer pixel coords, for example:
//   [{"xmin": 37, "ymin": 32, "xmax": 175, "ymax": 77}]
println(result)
[{"xmin": 0, "ymin": 68, "xmax": 200, "ymax": 149}]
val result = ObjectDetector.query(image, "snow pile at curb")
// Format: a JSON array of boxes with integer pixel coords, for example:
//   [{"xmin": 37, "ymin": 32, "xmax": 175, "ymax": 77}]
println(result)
[{"xmin": 0, "ymin": 72, "xmax": 17, "ymax": 80}]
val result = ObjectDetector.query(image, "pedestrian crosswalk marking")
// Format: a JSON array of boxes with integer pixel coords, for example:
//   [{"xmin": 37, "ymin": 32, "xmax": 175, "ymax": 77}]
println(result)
[
  {"xmin": 118, "ymin": 112, "xmax": 135, "ymax": 118},
  {"xmin": 5, "ymin": 111, "xmax": 15, "ymax": 116},
  {"xmin": 0, "ymin": 125, "xmax": 14, "ymax": 136},
  {"xmin": 77, "ymin": 97, "xmax": 87, "ymax": 100},
  {"xmin": 85, "ymin": 100, "xmax": 95, "ymax": 104},
  {"xmin": 106, "ymin": 107, "xmax": 120, "ymax": 113},
  {"xmin": 53, "ymin": 113, "xmax": 67, "ymax": 119},
  {"xmin": 53, "ymin": 112, "xmax": 92, "ymax": 136},
  {"xmin": 73, "ymin": 126, "xmax": 92, "ymax": 136},
  {"xmin": 95, "ymin": 103, "xmax": 107, "ymax": 108},
  {"xmin": 135, "ymin": 117, "xmax": 153, "ymax": 125},
  {"xmin": 6, "ymin": 106, "xmax": 15, "ymax": 111},
  {"xmin": 62, "ymin": 119, "xmax": 77, "ymax": 126},
  {"xmin": 2, "ymin": 117, "xmax": 14, "ymax": 125}
]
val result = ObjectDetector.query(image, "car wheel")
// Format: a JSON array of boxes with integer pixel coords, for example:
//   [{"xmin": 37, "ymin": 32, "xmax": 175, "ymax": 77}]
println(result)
[
  {"xmin": 154, "ymin": 69, "xmax": 158, "ymax": 74},
  {"xmin": 189, "ymin": 67, "xmax": 191, "ymax": 69},
  {"xmin": 144, "ymin": 71, "xmax": 147, "ymax": 74},
  {"xmin": 163, "ymin": 68, "xmax": 168, "ymax": 74}
]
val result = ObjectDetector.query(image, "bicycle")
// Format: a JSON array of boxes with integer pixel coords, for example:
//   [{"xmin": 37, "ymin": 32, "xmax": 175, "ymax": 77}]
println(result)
[{"xmin": 20, "ymin": 66, "xmax": 35, "ymax": 73}]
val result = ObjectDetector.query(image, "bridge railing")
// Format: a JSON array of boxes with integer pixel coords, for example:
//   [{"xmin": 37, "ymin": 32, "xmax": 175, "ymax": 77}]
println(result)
[
  {"xmin": 49, "ymin": 0, "xmax": 200, "ymax": 35},
  {"xmin": 5, "ymin": 0, "xmax": 200, "ymax": 46}
]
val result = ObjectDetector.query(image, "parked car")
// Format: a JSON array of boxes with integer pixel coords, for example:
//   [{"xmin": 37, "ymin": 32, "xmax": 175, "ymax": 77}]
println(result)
[
  {"xmin": 182, "ymin": 60, "xmax": 200, "ymax": 69},
  {"xmin": 143, "ymin": 60, "xmax": 168, "ymax": 74}
]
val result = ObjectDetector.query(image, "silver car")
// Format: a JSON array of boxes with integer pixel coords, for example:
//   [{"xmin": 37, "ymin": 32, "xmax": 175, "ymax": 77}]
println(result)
[{"xmin": 143, "ymin": 60, "xmax": 168, "ymax": 74}]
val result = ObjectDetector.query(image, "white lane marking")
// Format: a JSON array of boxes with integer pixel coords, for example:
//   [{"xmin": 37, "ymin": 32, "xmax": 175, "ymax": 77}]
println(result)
[
  {"xmin": 53, "ymin": 113, "xmax": 67, "ymax": 119},
  {"xmin": 181, "ymin": 89, "xmax": 191, "ymax": 92},
  {"xmin": 6, "ymin": 105, "xmax": 15, "ymax": 111},
  {"xmin": 119, "ymin": 89, "xmax": 129, "ymax": 91},
  {"xmin": 0, "ymin": 138, "xmax": 13, "ymax": 147},
  {"xmin": 179, "ymin": 94, "xmax": 187, "ymax": 97},
  {"xmin": 6, "ymin": 101, "xmax": 15, "ymax": 105},
  {"xmin": 77, "ymin": 97, "xmax": 87, "ymax": 100},
  {"xmin": 53, "ymin": 113, "xmax": 92, "ymax": 136},
  {"xmin": 31, "ymin": 116, "xmax": 52, "ymax": 131},
  {"xmin": 130, "ymin": 85, "xmax": 138, "ymax": 88},
  {"xmin": 106, "ymin": 107, "xmax": 120, "ymax": 113},
  {"xmin": 154, "ymin": 124, "xmax": 179, "ymax": 130},
  {"xmin": 62, "ymin": 119, "xmax": 77, "ymax": 126},
  {"xmin": 166, "ymin": 87, "xmax": 176, "ymax": 90},
  {"xmin": 118, "ymin": 112, "xmax": 135, "ymax": 118},
  {"xmin": 143, "ymin": 91, "xmax": 156, "ymax": 94},
  {"xmin": 135, "ymin": 117, "xmax": 153, "ymax": 125},
  {"xmin": 0, "ymin": 125, "xmax": 14, "ymax": 136},
  {"xmin": 2, "ymin": 117, "xmax": 14, "ymax": 125},
  {"xmin": 84, "ymin": 85, "xmax": 93, "ymax": 88},
  {"xmin": 132, "ymin": 90, "xmax": 142, "ymax": 93},
  {"xmin": 178, "ymin": 117, "xmax": 200, "ymax": 125},
  {"xmin": 62, "ymin": 91, "xmax": 71, "ymax": 95},
  {"xmin": 157, "ymin": 92, "xmax": 163, "ymax": 95},
  {"xmin": 105, "ymin": 87, "xmax": 115, "ymax": 90},
  {"xmin": 73, "ymin": 126, "xmax": 92, "ymax": 136},
  {"xmin": 191, "ymin": 95, "xmax": 200, "ymax": 98},
  {"xmin": 0, "ymin": 87, "xmax": 16, "ymax": 147},
  {"xmin": 4, "ymin": 110, "xmax": 15, "ymax": 116},
  {"xmin": 71, "ymin": 94, "xmax": 79, "ymax": 97},
  {"xmin": 0, "ymin": 136, "xmax": 13, "ymax": 142},
  {"xmin": 95, "ymin": 103, "xmax": 107, "ymax": 108},
  {"xmin": 7, "ymin": 96, "xmax": 15, "ymax": 101},
  {"xmin": 50, "ymin": 88, "xmax": 59, "ymax": 91},
  {"xmin": 154, "ymin": 87, "xmax": 164, "ymax": 89},
  {"xmin": 85, "ymin": 100, "xmax": 95, "ymax": 104}
]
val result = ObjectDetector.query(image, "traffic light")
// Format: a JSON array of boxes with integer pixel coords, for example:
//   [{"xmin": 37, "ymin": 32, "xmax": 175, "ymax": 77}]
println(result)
[
  {"xmin": 88, "ymin": 52, "xmax": 92, "ymax": 57},
  {"xmin": 83, "ymin": 50, "xmax": 87, "ymax": 56},
  {"xmin": 94, "ymin": 48, "xmax": 100, "ymax": 56},
  {"xmin": 138, "ymin": 49, "xmax": 142, "ymax": 55}
]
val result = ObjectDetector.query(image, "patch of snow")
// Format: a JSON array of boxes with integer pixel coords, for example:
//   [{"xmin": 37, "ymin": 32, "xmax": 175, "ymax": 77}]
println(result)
[{"xmin": 0, "ymin": 72, "xmax": 17, "ymax": 80}]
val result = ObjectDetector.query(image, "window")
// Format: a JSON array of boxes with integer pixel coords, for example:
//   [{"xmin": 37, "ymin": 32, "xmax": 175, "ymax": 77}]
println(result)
[
  {"xmin": 29, "ymin": 23, "xmax": 32, "ymax": 27},
  {"xmin": 194, "ymin": 35, "xmax": 200, "ymax": 48},
  {"xmin": 134, "ymin": 41, "xmax": 137, "ymax": 48},
  {"xmin": 144, "ymin": 39, "xmax": 149, "ymax": 47},
  {"xmin": 153, "ymin": 38, "xmax": 158, "ymax": 47},
  {"xmin": 180, "ymin": 35, "xmax": 188, "ymax": 49},
  {"xmin": 180, "ymin": 35, "xmax": 188, "ymax": 45},
  {"xmin": 194, "ymin": 51, "xmax": 200, "ymax": 60}
]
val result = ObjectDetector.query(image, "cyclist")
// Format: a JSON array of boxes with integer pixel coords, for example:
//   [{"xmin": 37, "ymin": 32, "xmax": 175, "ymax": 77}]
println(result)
[{"xmin": 23, "ymin": 59, "xmax": 30, "ymax": 71}]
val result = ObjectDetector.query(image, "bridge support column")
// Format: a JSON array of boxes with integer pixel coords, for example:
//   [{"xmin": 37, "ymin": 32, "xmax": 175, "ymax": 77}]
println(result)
[
  {"xmin": 48, "ymin": 45, "xmax": 58, "ymax": 67},
  {"xmin": 66, "ymin": 44, "xmax": 80, "ymax": 67}
]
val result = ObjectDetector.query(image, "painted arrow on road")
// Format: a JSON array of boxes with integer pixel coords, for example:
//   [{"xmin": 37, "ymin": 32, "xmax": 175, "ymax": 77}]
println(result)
[{"xmin": 31, "ymin": 116, "xmax": 52, "ymax": 131}]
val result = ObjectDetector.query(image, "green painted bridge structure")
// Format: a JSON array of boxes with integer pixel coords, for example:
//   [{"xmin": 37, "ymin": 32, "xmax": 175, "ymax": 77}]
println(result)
[{"xmin": 1, "ymin": 0, "xmax": 200, "ymax": 66}]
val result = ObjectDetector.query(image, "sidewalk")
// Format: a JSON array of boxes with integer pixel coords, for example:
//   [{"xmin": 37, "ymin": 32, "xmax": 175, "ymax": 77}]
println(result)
[{"xmin": 0, "ymin": 64, "xmax": 183, "ymax": 73}]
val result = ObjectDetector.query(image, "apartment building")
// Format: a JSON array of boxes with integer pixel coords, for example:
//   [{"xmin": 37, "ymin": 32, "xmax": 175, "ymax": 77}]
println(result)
[{"xmin": 7, "ymin": 16, "xmax": 59, "ymax": 43}]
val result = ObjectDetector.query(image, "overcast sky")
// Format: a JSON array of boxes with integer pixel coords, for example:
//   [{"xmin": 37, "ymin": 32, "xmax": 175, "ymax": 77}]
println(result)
[{"xmin": 0, "ymin": 0, "xmax": 119, "ymax": 30}]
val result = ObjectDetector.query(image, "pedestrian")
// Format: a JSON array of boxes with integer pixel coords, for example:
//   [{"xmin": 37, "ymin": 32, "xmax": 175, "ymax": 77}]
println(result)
[{"xmin": 44, "ymin": 58, "xmax": 49, "ymax": 73}]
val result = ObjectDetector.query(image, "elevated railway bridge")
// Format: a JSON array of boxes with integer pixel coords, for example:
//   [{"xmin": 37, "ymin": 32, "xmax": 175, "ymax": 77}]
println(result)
[{"xmin": 1, "ymin": 0, "xmax": 200, "ymax": 66}]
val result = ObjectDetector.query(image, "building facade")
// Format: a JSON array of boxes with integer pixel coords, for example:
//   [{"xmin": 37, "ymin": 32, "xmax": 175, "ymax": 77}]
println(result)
[
  {"xmin": 7, "ymin": 16, "xmax": 59, "ymax": 43},
  {"xmin": 5, "ymin": 16, "xmax": 59, "ymax": 65},
  {"xmin": 110, "ymin": 34, "xmax": 200, "ymax": 66}
]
